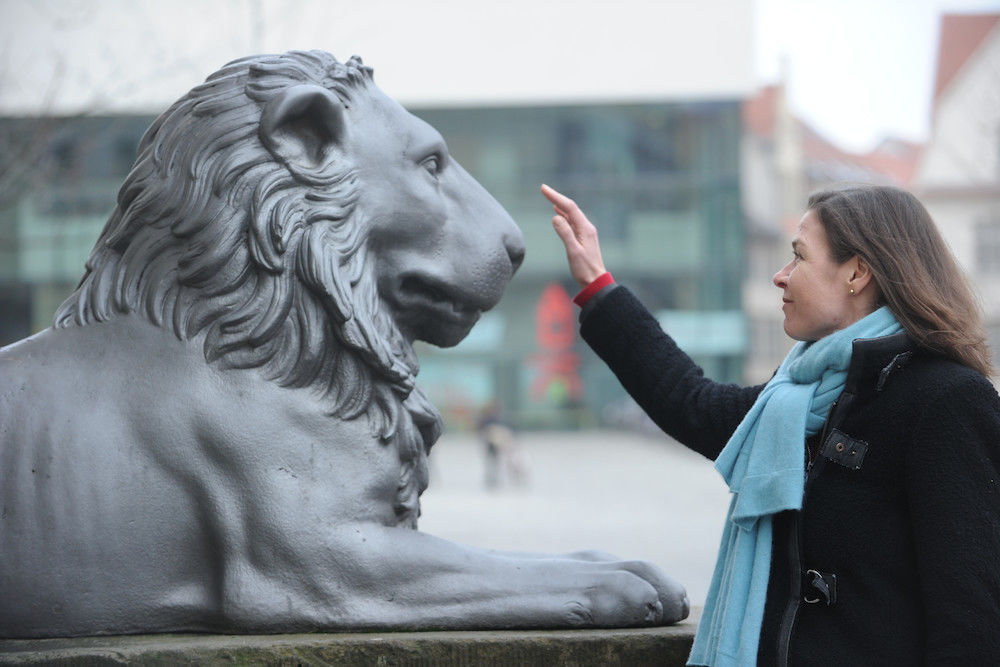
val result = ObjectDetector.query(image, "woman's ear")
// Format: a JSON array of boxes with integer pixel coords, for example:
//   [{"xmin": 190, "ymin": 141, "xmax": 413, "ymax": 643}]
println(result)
[
  {"xmin": 847, "ymin": 256, "xmax": 875, "ymax": 296},
  {"xmin": 259, "ymin": 84, "xmax": 346, "ymax": 173}
]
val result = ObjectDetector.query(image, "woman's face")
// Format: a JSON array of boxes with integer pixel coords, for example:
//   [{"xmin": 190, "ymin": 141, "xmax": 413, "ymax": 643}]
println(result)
[{"xmin": 772, "ymin": 210, "xmax": 859, "ymax": 342}]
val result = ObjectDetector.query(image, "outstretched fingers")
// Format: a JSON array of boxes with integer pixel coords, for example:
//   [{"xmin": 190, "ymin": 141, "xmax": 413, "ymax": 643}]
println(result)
[
  {"xmin": 541, "ymin": 184, "xmax": 608, "ymax": 287},
  {"xmin": 541, "ymin": 184, "xmax": 589, "ymax": 240},
  {"xmin": 540, "ymin": 182, "xmax": 576, "ymax": 212}
]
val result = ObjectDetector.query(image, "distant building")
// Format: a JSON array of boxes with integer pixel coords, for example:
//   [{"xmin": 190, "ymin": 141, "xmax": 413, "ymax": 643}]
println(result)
[
  {"xmin": 912, "ymin": 13, "xmax": 1000, "ymax": 372},
  {"xmin": 740, "ymin": 80, "xmax": 921, "ymax": 382}
]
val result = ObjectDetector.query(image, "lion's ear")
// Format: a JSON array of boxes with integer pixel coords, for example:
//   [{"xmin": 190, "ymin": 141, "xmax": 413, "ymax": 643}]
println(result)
[{"xmin": 260, "ymin": 84, "xmax": 345, "ymax": 172}]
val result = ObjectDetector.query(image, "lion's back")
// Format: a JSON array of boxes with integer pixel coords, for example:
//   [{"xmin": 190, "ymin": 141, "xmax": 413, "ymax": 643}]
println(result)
[{"xmin": 0, "ymin": 327, "xmax": 222, "ymax": 637}]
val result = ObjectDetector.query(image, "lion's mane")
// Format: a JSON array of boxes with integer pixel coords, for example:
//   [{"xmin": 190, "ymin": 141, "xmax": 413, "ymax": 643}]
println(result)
[{"xmin": 54, "ymin": 51, "xmax": 439, "ymax": 525}]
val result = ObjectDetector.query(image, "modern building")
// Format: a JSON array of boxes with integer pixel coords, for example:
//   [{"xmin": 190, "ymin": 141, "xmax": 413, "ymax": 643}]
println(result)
[
  {"xmin": 0, "ymin": 104, "xmax": 747, "ymax": 432},
  {"xmin": 0, "ymin": 0, "xmax": 755, "ymax": 429},
  {"xmin": 0, "ymin": 116, "xmax": 155, "ymax": 343},
  {"xmin": 414, "ymin": 101, "xmax": 744, "ymax": 428}
]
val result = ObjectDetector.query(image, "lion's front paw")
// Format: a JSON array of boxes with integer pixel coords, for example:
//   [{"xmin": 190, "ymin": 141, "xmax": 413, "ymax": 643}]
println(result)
[
  {"xmin": 562, "ymin": 600, "xmax": 595, "ymax": 627},
  {"xmin": 564, "ymin": 570, "xmax": 665, "ymax": 628},
  {"xmin": 619, "ymin": 560, "xmax": 689, "ymax": 624}
]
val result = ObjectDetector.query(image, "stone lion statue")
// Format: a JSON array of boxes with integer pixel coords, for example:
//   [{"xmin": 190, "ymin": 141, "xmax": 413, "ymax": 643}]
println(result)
[{"xmin": 0, "ymin": 51, "xmax": 688, "ymax": 638}]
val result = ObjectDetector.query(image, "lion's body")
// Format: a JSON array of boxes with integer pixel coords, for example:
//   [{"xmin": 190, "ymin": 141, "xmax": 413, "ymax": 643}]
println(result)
[
  {"xmin": 2, "ymin": 319, "xmax": 406, "ymax": 634},
  {"xmin": 0, "ymin": 51, "xmax": 687, "ymax": 638}
]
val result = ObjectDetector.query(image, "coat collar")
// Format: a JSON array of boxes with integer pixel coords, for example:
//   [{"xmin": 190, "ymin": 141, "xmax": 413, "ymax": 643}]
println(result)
[{"xmin": 844, "ymin": 332, "xmax": 916, "ymax": 396}]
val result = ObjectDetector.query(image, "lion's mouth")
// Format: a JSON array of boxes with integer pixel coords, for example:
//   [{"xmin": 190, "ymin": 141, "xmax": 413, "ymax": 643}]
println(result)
[
  {"xmin": 390, "ymin": 274, "xmax": 489, "ymax": 346},
  {"xmin": 398, "ymin": 275, "xmax": 485, "ymax": 317}
]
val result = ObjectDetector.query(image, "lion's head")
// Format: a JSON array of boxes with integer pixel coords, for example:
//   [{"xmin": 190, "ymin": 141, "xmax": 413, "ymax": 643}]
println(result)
[{"xmin": 53, "ymin": 51, "xmax": 525, "ymax": 523}]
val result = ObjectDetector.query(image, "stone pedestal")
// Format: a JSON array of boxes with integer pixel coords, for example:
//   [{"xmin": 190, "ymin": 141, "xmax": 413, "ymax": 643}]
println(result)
[{"xmin": 1, "ymin": 611, "xmax": 698, "ymax": 666}]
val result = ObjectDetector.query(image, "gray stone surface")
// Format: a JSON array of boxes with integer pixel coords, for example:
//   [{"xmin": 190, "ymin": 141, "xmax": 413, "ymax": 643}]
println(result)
[
  {"xmin": 0, "ymin": 608, "xmax": 700, "ymax": 666},
  {"xmin": 420, "ymin": 429, "xmax": 730, "ymax": 607}
]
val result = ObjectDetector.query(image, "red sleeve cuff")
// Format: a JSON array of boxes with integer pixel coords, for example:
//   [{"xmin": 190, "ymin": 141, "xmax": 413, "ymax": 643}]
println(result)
[{"xmin": 573, "ymin": 272, "xmax": 615, "ymax": 307}]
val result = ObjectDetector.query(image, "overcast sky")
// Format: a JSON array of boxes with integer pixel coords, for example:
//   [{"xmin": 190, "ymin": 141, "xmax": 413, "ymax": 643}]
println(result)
[
  {"xmin": 1, "ymin": 0, "xmax": 998, "ymax": 153},
  {"xmin": 757, "ymin": 0, "xmax": 1000, "ymax": 151}
]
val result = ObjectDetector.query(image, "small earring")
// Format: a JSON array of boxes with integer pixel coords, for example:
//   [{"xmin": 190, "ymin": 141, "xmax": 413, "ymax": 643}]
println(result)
[{"xmin": 849, "ymin": 288, "xmax": 855, "ymax": 295}]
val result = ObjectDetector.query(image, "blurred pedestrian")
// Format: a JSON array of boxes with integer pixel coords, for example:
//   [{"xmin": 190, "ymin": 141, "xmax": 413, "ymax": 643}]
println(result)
[
  {"xmin": 542, "ymin": 182, "xmax": 1000, "ymax": 666},
  {"xmin": 476, "ymin": 400, "xmax": 527, "ymax": 489}
]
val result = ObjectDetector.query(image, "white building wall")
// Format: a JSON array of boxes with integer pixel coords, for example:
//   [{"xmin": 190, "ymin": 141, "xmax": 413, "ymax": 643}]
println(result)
[
  {"xmin": 914, "ymin": 22, "xmax": 1000, "ymax": 373},
  {"xmin": 916, "ymin": 25, "xmax": 1000, "ymax": 188},
  {"xmin": 741, "ymin": 130, "xmax": 794, "ymax": 383},
  {"xmin": 740, "ymin": 133, "xmax": 781, "ymax": 229}
]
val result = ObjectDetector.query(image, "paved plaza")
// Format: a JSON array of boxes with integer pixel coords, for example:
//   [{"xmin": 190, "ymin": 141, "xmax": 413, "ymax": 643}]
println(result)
[{"xmin": 419, "ymin": 429, "xmax": 732, "ymax": 606}]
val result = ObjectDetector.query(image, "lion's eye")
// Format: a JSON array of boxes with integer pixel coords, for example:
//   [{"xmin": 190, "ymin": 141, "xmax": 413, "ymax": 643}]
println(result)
[{"xmin": 420, "ymin": 154, "xmax": 442, "ymax": 176}]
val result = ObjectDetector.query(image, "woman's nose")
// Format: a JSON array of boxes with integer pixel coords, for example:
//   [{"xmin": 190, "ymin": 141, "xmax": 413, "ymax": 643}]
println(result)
[{"xmin": 773, "ymin": 262, "xmax": 791, "ymax": 289}]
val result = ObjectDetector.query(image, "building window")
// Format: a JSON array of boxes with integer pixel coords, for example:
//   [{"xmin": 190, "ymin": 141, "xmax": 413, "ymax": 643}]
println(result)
[{"xmin": 975, "ymin": 217, "xmax": 1000, "ymax": 274}]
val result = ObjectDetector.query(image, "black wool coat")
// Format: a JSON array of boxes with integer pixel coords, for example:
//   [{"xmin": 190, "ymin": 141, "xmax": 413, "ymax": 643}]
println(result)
[{"xmin": 579, "ymin": 285, "xmax": 1000, "ymax": 666}]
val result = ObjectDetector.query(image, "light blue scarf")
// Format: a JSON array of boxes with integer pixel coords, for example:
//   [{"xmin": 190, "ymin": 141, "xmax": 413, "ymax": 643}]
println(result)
[{"xmin": 687, "ymin": 307, "xmax": 902, "ymax": 667}]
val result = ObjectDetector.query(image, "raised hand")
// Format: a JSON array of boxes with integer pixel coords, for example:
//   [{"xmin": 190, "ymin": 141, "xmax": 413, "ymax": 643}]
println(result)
[{"xmin": 541, "ymin": 184, "xmax": 608, "ymax": 288}]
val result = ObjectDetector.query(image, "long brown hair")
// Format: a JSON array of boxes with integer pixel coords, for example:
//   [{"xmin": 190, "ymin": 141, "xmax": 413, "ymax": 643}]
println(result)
[{"xmin": 808, "ymin": 184, "xmax": 992, "ymax": 377}]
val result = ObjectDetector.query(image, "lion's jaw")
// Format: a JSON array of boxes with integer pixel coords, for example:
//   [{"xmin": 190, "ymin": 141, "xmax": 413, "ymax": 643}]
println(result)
[
  {"xmin": 376, "ymin": 226, "xmax": 521, "ymax": 348},
  {"xmin": 349, "ymin": 91, "xmax": 525, "ymax": 348}
]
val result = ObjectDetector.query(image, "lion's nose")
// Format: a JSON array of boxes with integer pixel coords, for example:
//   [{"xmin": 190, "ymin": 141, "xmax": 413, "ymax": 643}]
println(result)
[{"xmin": 506, "ymin": 232, "xmax": 525, "ymax": 273}]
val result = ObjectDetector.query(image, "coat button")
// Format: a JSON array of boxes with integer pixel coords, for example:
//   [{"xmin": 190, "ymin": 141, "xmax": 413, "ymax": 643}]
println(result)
[{"xmin": 835, "ymin": 442, "xmax": 846, "ymax": 452}]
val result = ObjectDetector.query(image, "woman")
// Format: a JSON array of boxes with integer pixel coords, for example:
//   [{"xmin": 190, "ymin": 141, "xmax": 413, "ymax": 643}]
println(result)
[{"xmin": 541, "ymin": 182, "xmax": 1000, "ymax": 666}]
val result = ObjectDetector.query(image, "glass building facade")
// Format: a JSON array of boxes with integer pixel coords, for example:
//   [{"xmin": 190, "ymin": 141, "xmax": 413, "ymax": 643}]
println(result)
[
  {"xmin": 410, "ymin": 102, "xmax": 745, "ymax": 429},
  {"xmin": 0, "ymin": 101, "xmax": 744, "ymax": 430},
  {"xmin": 0, "ymin": 117, "xmax": 153, "ymax": 343}
]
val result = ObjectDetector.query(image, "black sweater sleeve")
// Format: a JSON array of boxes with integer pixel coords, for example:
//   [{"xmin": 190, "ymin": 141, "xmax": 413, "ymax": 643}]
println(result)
[
  {"xmin": 579, "ymin": 285, "xmax": 764, "ymax": 460},
  {"xmin": 906, "ymin": 368, "xmax": 1000, "ymax": 663}
]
